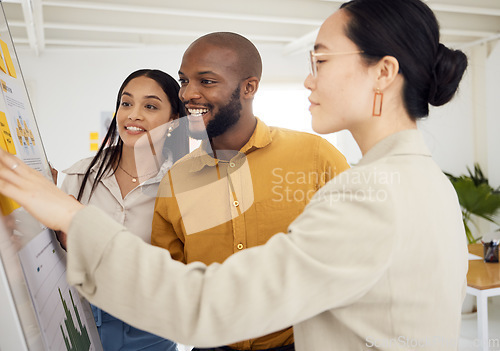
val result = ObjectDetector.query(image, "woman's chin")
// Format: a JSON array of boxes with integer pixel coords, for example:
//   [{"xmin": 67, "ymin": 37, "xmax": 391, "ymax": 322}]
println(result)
[
  {"xmin": 312, "ymin": 122, "xmax": 336, "ymax": 135},
  {"xmin": 311, "ymin": 114, "xmax": 347, "ymax": 135}
]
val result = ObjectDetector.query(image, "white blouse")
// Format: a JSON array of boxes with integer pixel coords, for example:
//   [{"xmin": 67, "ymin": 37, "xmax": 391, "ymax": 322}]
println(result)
[{"xmin": 61, "ymin": 156, "xmax": 172, "ymax": 243}]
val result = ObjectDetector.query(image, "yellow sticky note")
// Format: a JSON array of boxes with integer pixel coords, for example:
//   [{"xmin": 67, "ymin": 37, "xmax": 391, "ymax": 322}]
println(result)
[
  {"xmin": 0, "ymin": 131, "xmax": 7, "ymax": 151},
  {"xmin": 0, "ymin": 194, "xmax": 20, "ymax": 216},
  {"xmin": 0, "ymin": 38, "xmax": 16, "ymax": 78},
  {"xmin": 90, "ymin": 142, "xmax": 99, "ymax": 151},
  {"xmin": 0, "ymin": 111, "xmax": 16, "ymax": 154},
  {"xmin": 90, "ymin": 132, "xmax": 99, "ymax": 140},
  {"xmin": 0, "ymin": 50, "xmax": 5, "ymax": 75}
]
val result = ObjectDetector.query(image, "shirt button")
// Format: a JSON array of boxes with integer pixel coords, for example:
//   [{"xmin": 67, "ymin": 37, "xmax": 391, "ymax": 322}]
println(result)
[
  {"xmin": 237, "ymin": 243, "xmax": 244, "ymax": 250},
  {"xmin": 233, "ymin": 200, "xmax": 239, "ymax": 207},
  {"xmin": 229, "ymin": 162, "xmax": 236, "ymax": 168}
]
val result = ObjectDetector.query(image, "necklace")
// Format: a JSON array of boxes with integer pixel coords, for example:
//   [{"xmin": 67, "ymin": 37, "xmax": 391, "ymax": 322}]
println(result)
[{"xmin": 118, "ymin": 164, "xmax": 158, "ymax": 183}]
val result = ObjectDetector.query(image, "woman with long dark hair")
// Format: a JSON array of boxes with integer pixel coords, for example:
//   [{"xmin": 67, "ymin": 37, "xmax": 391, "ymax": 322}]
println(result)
[{"xmin": 61, "ymin": 69, "xmax": 188, "ymax": 351}]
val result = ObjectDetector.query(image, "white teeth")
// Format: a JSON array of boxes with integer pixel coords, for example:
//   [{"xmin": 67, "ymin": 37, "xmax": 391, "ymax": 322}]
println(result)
[
  {"xmin": 188, "ymin": 108, "xmax": 209, "ymax": 117},
  {"xmin": 126, "ymin": 126, "xmax": 145, "ymax": 132}
]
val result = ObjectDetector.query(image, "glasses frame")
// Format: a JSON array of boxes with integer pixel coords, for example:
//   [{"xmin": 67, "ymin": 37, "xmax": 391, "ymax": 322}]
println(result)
[{"xmin": 309, "ymin": 50, "xmax": 364, "ymax": 77}]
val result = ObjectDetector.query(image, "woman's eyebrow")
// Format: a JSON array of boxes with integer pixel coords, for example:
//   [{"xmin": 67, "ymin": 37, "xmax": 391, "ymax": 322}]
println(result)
[
  {"xmin": 121, "ymin": 92, "xmax": 162, "ymax": 102},
  {"xmin": 144, "ymin": 95, "xmax": 162, "ymax": 102}
]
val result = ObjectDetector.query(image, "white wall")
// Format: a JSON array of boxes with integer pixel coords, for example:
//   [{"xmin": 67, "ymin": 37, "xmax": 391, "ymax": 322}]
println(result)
[
  {"xmin": 419, "ymin": 41, "xmax": 500, "ymax": 187},
  {"xmin": 486, "ymin": 42, "xmax": 500, "ymax": 188},
  {"xmin": 418, "ymin": 67, "xmax": 475, "ymax": 177},
  {"xmin": 14, "ymin": 40, "xmax": 498, "ymax": 186}
]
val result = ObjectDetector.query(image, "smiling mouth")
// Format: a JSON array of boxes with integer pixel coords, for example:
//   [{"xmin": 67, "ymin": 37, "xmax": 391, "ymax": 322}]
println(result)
[
  {"xmin": 188, "ymin": 108, "xmax": 209, "ymax": 117},
  {"xmin": 125, "ymin": 126, "xmax": 146, "ymax": 132}
]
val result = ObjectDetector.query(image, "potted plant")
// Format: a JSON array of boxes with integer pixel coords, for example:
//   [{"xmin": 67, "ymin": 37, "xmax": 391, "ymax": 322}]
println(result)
[{"xmin": 445, "ymin": 164, "xmax": 500, "ymax": 244}]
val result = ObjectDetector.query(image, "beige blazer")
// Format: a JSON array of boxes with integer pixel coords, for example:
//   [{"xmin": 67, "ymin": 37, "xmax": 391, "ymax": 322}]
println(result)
[{"xmin": 67, "ymin": 129, "xmax": 468, "ymax": 350}]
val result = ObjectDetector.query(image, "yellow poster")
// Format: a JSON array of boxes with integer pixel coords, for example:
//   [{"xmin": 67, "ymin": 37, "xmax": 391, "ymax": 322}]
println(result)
[{"xmin": 0, "ymin": 110, "xmax": 15, "ymax": 154}]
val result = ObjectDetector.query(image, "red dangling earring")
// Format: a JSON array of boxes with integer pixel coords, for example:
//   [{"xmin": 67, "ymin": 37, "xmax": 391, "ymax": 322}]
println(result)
[{"xmin": 372, "ymin": 89, "xmax": 383, "ymax": 117}]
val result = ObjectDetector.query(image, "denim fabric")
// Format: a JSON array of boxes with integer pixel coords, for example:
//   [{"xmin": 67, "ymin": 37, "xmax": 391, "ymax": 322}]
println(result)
[
  {"xmin": 192, "ymin": 344, "xmax": 294, "ymax": 351},
  {"xmin": 92, "ymin": 305, "xmax": 177, "ymax": 351}
]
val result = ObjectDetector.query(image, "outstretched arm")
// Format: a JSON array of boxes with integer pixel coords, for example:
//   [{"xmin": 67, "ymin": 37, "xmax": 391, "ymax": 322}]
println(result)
[
  {"xmin": 0, "ymin": 149, "xmax": 83, "ymax": 232},
  {"xmin": 0, "ymin": 149, "xmax": 396, "ymax": 348}
]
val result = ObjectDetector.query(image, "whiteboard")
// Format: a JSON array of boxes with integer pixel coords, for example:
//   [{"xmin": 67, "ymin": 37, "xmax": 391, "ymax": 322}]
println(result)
[{"xmin": 0, "ymin": 1, "xmax": 102, "ymax": 350}]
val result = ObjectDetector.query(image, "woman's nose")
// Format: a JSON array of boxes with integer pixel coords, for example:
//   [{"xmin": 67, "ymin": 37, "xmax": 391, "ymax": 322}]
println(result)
[
  {"xmin": 304, "ymin": 73, "xmax": 315, "ymax": 91},
  {"xmin": 128, "ymin": 106, "xmax": 143, "ymax": 120}
]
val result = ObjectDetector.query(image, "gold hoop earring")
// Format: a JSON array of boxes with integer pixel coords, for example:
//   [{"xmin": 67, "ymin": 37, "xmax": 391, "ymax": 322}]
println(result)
[{"xmin": 372, "ymin": 89, "xmax": 383, "ymax": 117}]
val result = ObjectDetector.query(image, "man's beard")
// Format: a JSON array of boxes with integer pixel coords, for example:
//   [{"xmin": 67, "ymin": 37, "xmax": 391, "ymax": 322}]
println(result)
[{"xmin": 189, "ymin": 86, "xmax": 242, "ymax": 140}]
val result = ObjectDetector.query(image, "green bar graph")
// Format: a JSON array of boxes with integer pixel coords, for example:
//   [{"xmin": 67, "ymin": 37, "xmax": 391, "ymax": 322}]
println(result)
[{"xmin": 59, "ymin": 288, "xmax": 91, "ymax": 351}]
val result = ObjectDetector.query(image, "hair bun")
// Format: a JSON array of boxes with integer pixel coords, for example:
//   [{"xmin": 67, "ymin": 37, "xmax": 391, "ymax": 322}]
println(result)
[{"xmin": 428, "ymin": 43, "xmax": 468, "ymax": 106}]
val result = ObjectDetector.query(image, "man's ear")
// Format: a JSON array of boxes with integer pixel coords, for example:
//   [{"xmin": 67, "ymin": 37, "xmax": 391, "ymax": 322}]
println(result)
[
  {"xmin": 374, "ymin": 55, "xmax": 400, "ymax": 90},
  {"xmin": 242, "ymin": 77, "xmax": 259, "ymax": 99}
]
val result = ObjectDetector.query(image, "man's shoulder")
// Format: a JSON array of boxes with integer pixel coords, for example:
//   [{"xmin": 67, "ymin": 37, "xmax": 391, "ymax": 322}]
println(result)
[
  {"xmin": 267, "ymin": 126, "xmax": 337, "ymax": 151},
  {"xmin": 268, "ymin": 125, "xmax": 317, "ymax": 138},
  {"xmin": 265, "ymin": 126, "xmax": 349, "ymax": 171}
]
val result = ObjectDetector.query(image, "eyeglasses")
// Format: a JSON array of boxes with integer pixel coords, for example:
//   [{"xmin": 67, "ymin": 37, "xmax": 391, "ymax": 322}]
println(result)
[{"xmin": 309, "ymin": 50, "xmax": 364, "ymax": 77}]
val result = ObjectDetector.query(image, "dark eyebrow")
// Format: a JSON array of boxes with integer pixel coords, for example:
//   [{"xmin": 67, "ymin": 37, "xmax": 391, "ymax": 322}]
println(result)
[
  {"xmin": 198, "ymin": 71, "xmax": 216, "ymax": 75},
  {"xmin": 313, "ymin": 43, "xmax": 329, "ymax": 51},
  {"xmin": 121, "ymin": 91, "xmax": 162, "ymax": 102},
  {"xmin": 178, "ymin": 70, "xmax": 218, "ymax": 76},
  {"xmin": 145, "ymin": 95, "xmax": 162, "ymax": 102}
]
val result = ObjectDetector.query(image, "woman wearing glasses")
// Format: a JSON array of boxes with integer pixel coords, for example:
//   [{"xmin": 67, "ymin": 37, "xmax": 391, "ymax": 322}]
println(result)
[{"xmin": 0, "ymin": 0, "xmax": 469, "ymax": 350}]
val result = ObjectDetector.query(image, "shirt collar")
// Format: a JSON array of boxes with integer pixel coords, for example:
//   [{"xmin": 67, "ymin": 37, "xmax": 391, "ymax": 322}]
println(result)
[
  {"xmin": 240, "ymin": 117, "xmax": 272, "ymax": 153},
  {"xmin": 356, "ymin": 129, "xmax": 431, "ymax": 167},
  {"xmin": 143, "ymin": 156, "xmax": 173, "ymax": 185},
  {"xmin": 186, "ymin": 117, "xmax": 272, "ymax": 173}
]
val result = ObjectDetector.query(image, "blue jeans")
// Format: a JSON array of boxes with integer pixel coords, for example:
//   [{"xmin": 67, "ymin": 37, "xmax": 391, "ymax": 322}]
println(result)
[
  {"xmin": 192, "ymin": 344, "xmax": 294, "ymax": 351},
  {"xmin": 92, "ymin": 305, "xmax": 177, "ymax": 351}
]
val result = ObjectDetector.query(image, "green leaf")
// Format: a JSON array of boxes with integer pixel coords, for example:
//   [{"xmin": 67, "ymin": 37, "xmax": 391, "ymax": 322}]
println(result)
[
  {"xmin": 451, "ymin": 179, "xmax": 500, "ymax": 220},
  {"xmin": 445, "ymin": 163, "xmax": 500, "ymax": 244}
]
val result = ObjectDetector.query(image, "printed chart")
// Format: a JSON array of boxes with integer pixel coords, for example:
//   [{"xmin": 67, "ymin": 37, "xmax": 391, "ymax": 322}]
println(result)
[
  {"xmin": 59, "ymin": 288, "xmax": 91, "ymax": 351},
  {"xmin": 1, "ymin": 74, "xmax": 43, "ymax": 170},
  {"xmin": 18, "ymin": 229, "xmax": 98, "ymax": 351}
]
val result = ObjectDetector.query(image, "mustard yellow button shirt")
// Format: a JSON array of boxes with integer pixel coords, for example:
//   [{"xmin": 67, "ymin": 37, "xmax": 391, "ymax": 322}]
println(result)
[{"xmin": 152, "ymin": 118, "xmax": 349, "ymax": 350}]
